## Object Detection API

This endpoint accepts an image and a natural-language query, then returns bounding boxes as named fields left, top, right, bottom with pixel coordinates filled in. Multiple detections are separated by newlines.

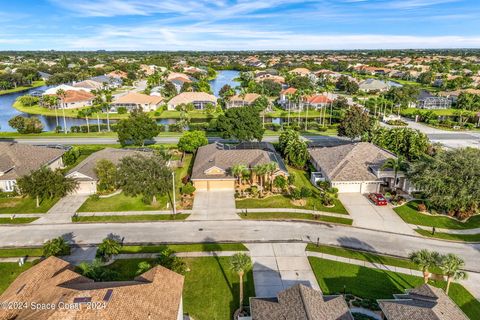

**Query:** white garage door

left=73, top=181, right=97, bottom=195
left=360, top=182, right=380, bottom=193
left=333, top=182, right=362, bottom=193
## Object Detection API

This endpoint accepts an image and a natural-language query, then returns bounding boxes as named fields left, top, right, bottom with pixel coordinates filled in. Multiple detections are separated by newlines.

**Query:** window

left=4, top=180, right=16, bottom=192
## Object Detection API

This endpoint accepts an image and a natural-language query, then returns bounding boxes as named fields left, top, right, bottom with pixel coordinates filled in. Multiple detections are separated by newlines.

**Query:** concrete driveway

left=32, top=195, right=88, bottom=224
left=246, top=243, right=319, bottom=298
left=339, top=193, right=415, bottom=235
left=189, top=190, right=239, bottom=220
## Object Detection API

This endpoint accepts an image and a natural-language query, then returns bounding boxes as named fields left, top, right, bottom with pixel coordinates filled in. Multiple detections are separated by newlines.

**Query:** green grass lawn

left=0, top=247, right=43, bottom=258
left=305, top=243, right=442, bottom=274
left=394, top=201, right=480, bottom=230
left=239, top=212, right=353, bottom=225
left=72, top=214, right=189, bottom=223
left=0, top=262, right=35, bottom=294
left=0, top=217, right=38, bottom=224
left=119, top=243, right=248, bottom=254
left=105, top=257, right=255, bottom=320
left=0, top=197, right=58, bottom=214
left=158, top=110, right=219, bottom=119
left=0, top=80, right=45, bottom=96
left=308, top=257, right=480, bottom=319
left=415, top=229, right=480, bottom=242
left=400, top=108, right=476, bottom=117
left=236, top=166, right=348, bottom=214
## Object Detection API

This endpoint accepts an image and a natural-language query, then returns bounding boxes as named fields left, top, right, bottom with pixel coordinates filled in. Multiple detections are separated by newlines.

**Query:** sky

left=1, top=0, right=480, bottom=50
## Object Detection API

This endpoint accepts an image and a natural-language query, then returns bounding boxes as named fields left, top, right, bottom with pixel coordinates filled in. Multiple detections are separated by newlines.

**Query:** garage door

left=193, top=180, right=208, bottom=191
left=360, top=182, right=380, bottom=193
left=207, top=180, right=235, bottom=191
left=333, top=182, right=362, bottom=193
left=73, top=181, right=97, bottom=195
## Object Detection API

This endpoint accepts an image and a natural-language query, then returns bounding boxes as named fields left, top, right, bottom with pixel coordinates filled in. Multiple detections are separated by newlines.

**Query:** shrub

left=42, top=237, right=70, bottom=257
left=117, top=107, right=127, bottom=114
left=180, top=182, right=196, bottom=195
left=290, top=188, right=301, bottom=200
left=62, top=147, right=80, bottom=166
left=300, top=186, right=312, bottom=198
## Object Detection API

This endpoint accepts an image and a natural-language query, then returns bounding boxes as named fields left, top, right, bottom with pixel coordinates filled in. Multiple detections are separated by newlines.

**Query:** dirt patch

left=291, top=199, right=306, bottom=207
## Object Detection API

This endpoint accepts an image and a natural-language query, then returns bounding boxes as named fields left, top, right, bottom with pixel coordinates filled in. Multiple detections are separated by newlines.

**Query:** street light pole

left=172, top=172, right=176, bottom=215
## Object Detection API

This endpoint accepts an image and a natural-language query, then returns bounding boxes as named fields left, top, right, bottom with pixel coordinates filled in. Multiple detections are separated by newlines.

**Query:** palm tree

left=232, top=164, right=247, bottom=187
left=56, top=89, right=67, bottom=133
left=104, top=86, right=112, bottom=132
left=95, top=237, right=122, bottom=262
left=253, top=164, right=268, bottom=194
left=439, top=254, right=468, bottom=294
left=42, top=236, right=70, bottom=257
left=382, top=156, right=408, bottom=190
left=265, top=162, right=277, bottom=191
left=409, top=249, right=440, bottom=283
left=230, top=253, right=252, bottom=311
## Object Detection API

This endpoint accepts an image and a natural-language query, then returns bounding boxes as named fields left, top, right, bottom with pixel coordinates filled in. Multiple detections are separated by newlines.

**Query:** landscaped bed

left=394, top=200, right=480, bottom=229
left=0, top=217, right=38, bottom=224
left=308, top=257, right=480, bottom=319
left=105, top=257, right=255, bottom=320
left=239, top=212, right=353, bottom=225
left=0, top=197, right=59, bottom=214
left=119, top=243, right=248, bottom=254
left=72, top=214, right=189, bottom=223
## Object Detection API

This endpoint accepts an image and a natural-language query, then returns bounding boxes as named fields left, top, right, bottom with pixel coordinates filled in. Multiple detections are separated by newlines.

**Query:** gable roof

left=113, top=92, right=163, bottom=105
left=229, top=93, right=261, bottom=104
left=73, top=79, right=104, bottom=90
left=191, top=143, right=288, bottom=180
left=359, top=79, right=390, bottom=91
left=378, top=284, right=468, bottom=320
left=0, top=257, right=184, bottom=320
left=61, top=90, right=95, bottom=103
left=250, top=284, right=353, bottom=320
left=0, top=142, right=65, bottom=180
left=67, top=148, right=150, bottom=181
left=305, top=94, right=332, bottom=104
left=280, top=87, right=297, bottom=95
left=308, top=142, right=395, bottom=182
left=167, top=92, right=217, bottom=106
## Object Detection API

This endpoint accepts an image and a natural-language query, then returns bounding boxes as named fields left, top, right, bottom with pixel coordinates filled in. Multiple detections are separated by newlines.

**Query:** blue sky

left=1, top=0, right=480, bottom=50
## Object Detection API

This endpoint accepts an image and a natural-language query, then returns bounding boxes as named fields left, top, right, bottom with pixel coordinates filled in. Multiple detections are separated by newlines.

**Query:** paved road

left=1, top=220, right=479, bottom=272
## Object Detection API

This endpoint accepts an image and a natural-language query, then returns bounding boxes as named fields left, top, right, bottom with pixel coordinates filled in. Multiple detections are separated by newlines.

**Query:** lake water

left=0, top=70, right=241, bottom=132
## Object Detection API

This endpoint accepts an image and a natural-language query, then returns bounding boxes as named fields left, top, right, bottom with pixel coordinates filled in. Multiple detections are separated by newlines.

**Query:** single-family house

left=191, top=142, right=288, bottom=191
left=107, top=70, right=128, bottom=79
left=359, top=79, right=390, bottom=92
left=416, top=90, right=451, bottom=109
left=38, top=71, right=51, bottom=81
left=111, top=92, right=163, bottom=112
left=289, top=67, right=311, bottom=77
left=0, top=142, right=65, bottom=192
left=66, top=148, right=151, bottom=194
left=43, top=84, right=85, bottom=95
left=303, top=94, right=333, bottom=109
left=247, top=284, right=353, bottom=320
left=0, top=257, right=185, bottom=320
left=90, top=75, right=122, bottom=88
left=278, top=87, right=297, bottom=106
left=378, top=284, right=468, bottom=320
left=167, top=92, right=217, bottom=110
left=308, top=142, right=411, bottom=193
left=47, top=90, right=95, bottom=109
left=226, top=93, right=261, bottom=108
left=73, top=79, right=104, bottom=91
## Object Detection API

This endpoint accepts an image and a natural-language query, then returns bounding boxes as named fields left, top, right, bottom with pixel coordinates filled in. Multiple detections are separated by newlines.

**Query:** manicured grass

left=0, top=262, right=35, bottom=294
left=0, top=197, right=59, bottom=214
left=0, top=247, right=43, bottom=258
left=119, top=243, right=248, bottom=254
left=0, top=217, right=38, bottom=224
left=239, top=212, right=353, bottom=225
left=394, top=201, right=480, bottom=230
left=416, top=229, right=480, bottom=242
left=105, top=257, right=255, bottom=320
left=305, top=243, right=441, bottom=274
left=236, top=166, right=348, bottom=215
left=308, top=257, right=480, bottom=319
left=401, top=107, right=476, bottom=117
left=0, top=80, right=45, bottom=95
left=72, top=214, right=189, bottom=223
left=158, top=110, right=220, bottom=119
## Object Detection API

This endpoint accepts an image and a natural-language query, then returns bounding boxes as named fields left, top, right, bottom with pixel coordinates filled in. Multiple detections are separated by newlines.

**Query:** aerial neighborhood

left=0, top=49, right=479, bottom=320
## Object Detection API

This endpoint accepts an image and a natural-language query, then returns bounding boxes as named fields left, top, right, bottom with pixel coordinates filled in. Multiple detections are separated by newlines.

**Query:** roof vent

left=73, top=297, right=92, bottom=304
left=103, top=289, right=114, bottom=302
left=16, top=284, right=26, bottom=294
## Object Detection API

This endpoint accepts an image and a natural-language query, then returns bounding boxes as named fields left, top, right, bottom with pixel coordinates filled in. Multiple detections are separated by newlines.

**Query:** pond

left=209, top=70, right=240, bottom=96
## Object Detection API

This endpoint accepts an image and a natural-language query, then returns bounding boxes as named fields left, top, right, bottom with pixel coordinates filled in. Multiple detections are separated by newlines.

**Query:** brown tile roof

left=305, top=94, right=332, bottom=104
left=0, top=257, right=184, bottom=320
left=0, top=142, right=65, bottom=180
left=229, top=93, right=261, bottom=104
left=250, top=284, right=353, bottom=320
left=107, top=70, right=128, bottom=79
left=67, top=148, right=151, bottom=181
left=191, top=143, right=288, bottom=180
left=290, top=68, right=311, bottom=76
left=378, top=284, right=468, bottom=320
left=53, top=90, right=95, bottom=103
left=167, top=92, right=217, bottom=106
left=308, top=142, right=395, bottom=182
left=112, top=92, right=163, bottom=105
left=280, top=87, right=297, bottom=95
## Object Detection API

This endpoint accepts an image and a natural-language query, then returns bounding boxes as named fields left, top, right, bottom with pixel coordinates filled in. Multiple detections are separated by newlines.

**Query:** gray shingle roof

left=378, top=284, right=468, bottom=320
left=191, top=143, right=288, bottom=180
left=0, top=142, right=65, bottom=180
left=250, top=284, right=353, bottom=320
left=308, top=142, right=395, bottom=182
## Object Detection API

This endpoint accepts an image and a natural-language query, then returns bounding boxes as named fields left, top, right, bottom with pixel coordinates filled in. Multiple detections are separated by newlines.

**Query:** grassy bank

left=0, top=81, right=45, bottom=96
left=239, top=211, right=353, bottom=225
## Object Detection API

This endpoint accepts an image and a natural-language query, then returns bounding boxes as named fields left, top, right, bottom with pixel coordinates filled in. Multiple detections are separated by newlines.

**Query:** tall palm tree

left=56, top=89, right=67, bottom=134
left=409, top=249, right=440, bottom=283
left=382, top=156, right=408, bottom=190
left=229, top=253, right=252, bottom=311
left=265, top=162, right=277, bottom=191
left=439, top=254, right=467, bottom=294
left=253, top=164, right=268, bottom=194
left=104, top=87, right=112, bottom=132
left=232, top=164, right=247, bottom=187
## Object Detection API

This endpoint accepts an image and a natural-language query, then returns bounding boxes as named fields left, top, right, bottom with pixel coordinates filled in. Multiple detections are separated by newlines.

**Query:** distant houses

left=226, top=93, right=261, bottom=108
left=359, top=79, right=390, bottom=92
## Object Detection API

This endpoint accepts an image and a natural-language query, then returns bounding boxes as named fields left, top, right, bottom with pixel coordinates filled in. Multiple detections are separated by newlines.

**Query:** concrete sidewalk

left=246, top=243, right=319, bottom=298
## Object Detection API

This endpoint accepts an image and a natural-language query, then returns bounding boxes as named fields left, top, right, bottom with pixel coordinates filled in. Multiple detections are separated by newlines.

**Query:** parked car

left=368, top=193, right=387, bottom=206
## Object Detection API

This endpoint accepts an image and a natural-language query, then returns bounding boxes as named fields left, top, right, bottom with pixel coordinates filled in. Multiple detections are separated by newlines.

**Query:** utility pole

left=172, top=172, right=176, bottom=215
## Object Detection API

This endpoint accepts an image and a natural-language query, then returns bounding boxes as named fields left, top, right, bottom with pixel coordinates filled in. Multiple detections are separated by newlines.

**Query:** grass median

left=119, top=243, right=248, bottom=254
left=415, top=229, right=480, bottom=242
left=238, top=211, right=353, bottom=225
left=72, top=214, right=189, bottom=223
left=0, top=217, right=38, bottom=224
left=0, top=247, right=43, bottom=258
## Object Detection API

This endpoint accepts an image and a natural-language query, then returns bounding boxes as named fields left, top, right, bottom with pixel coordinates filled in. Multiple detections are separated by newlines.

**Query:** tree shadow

left=61, top=232, right=76, bottom=245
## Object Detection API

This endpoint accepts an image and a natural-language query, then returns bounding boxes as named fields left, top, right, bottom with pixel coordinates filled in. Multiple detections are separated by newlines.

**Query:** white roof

left=43, top=84, right=87, bottom=95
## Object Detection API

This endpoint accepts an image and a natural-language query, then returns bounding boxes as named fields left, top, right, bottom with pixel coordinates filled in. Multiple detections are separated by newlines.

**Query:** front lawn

left=119, top=243, right=248, bottom=254
left=394, top=201, right=480, bottom=230
left=0, top=217, right=38, bottom=224
left=72, top=214, right=189, bottom=223
left=308, top=257, right=480, bottom=319
left=415, top=229, right=480, bottom=242
left=0, top=197, right=58, bottom=214
left=0, top=247, right=43, bottom=258
left=236, top=167, right=348, bottom=214
left=239, top=212, right=353, bottom=225
left=0, top=262, right=35, bottom=294
left=105, top=257, right=255, bottom=320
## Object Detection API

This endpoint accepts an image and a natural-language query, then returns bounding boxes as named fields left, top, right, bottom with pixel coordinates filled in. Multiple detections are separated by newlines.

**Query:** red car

left=368, top=193, right=388, bottom=206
